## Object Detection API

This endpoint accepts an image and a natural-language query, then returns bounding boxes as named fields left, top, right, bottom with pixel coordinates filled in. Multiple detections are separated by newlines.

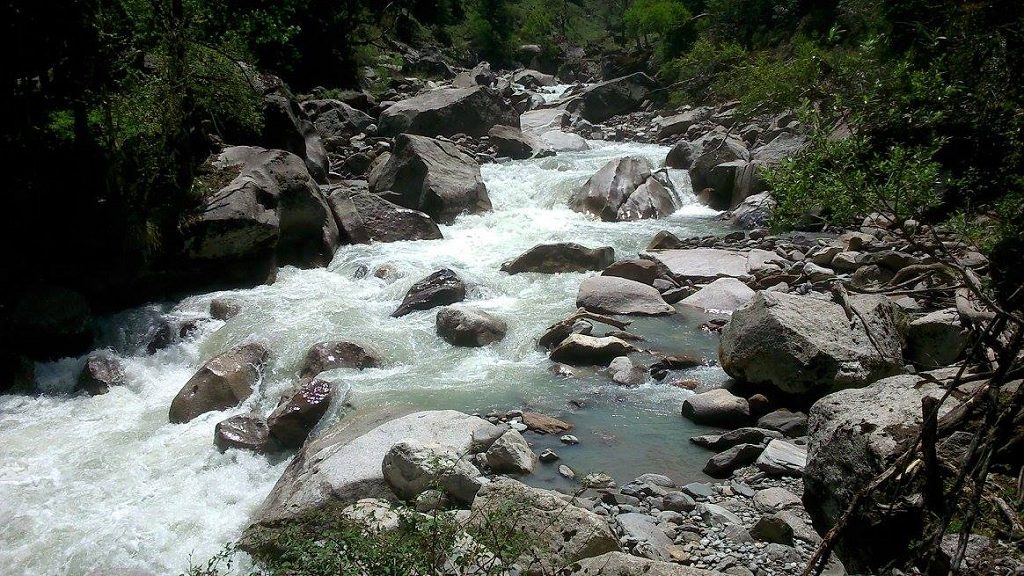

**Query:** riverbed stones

left=326, top=183, right=442, bottom=243
left=250, top=410, right=490, bottom=527
left=690, top=427, right=782, bottom=451
left=577, top=276, right=675, bottom=316
left=679, top=278, right=755, bottom=315
left=392, top=268, right=467, bottom=317
left=501, top=243, right=614, bottom=274
left=485, top=429, right=537, bottom=474
left=469, top=477, right=620, bottom=575
left=680, top=389, right=750, bottom=427
left=214, top=413, right=270, bottom=453
left=378, top=86, right=518, bottom=137
left=435, top=305, right=508, bottom=347
left=803, top=372, right=959, bottom=572
left=368, top=134, right=491, bottom=225
left=267, top=378, right=335, bottom=448
left=562, top=551, right=724, bottom=575
left=168, top=342, right=270, bottom=423
left=299, top=341, right=381, bottom=379
left=381, top=440, right=483, bottom=504
left=569, top=157, right=678, bottom=222
left=720, top=291, right=905, bottom=396
left=77, top=354, right=126, bottom=396
left=905, top=308, right=969, bottom=368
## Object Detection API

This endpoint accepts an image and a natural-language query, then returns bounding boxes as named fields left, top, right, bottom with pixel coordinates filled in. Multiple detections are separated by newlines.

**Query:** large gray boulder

left=250, top=410, right=494, bottom=526
left=567, top=73, right=657, bottom=123
left=435, top=305, right=508, bottom=347
left=803, top=373, right=959, bottom=573
left=185, top=146, right=339, bottom=279
left=689, top=132, right=807, bottom=210
left=168, top=342, right=270, bottom=423
left=267, top=378, right=336, bottom=448
left=562, top=552, right=724, bottom=575
left=501, top=243, right=614, bottom=274
left=488, top=124, right=542, bottom=159
left=326, top=182, right=442, bottom=244
left=381, top=440, right=483, bottom=504
left=257, top=76, right=329, bottom=183
left=392, top=269, right=467, bottom=317
left=577, top=276, right=675, bottom=316
left=77, top=354, right=126, bottom=396
left=641, top=249, right=749, bottom=283
left=469, top=478, right=620, bottom=575
left=484, top=429, right=537, bottom=474
left=369, top=134, right=492, bottom=225
left=512, top=69, right=557, bottom=88
left=378, top=87, right=518, bottom=137
left=549, top=334, right=636, bottom=365
left=720, top=291, right=904, bottom=396
left=300, top=99, right=374, bottom=141
left=569, top=157, right=678, bottom=222
left=656, top=107, right=713, bottom=139
left=214, top=413, right=270, bottom=453
left=905, top=308, right=969, bottom=368
left=520, top=108, right=590, bottom=152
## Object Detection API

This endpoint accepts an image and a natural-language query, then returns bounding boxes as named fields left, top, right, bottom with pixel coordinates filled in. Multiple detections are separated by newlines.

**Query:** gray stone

left=616, top=513, right=675, bottom=560
left=906, top=308, right=969, bottom=368
left=436, top=305, right=507, bottom=347
left=326, top=183, right=442, bottom=243
left=378, top=86, right=518, bottom=137
left=488, top=124, right=542, bottom=159
left=550, top=334, right=636, bottom=365
left=485, top=429, right=537, bottom=474
left=752, top=487, right=801, bottom=512
left=392, top=268, right=466, bottom=317
left=299, top=340, right=381, bottom=379
left=720, top=291, right=905, bottom=395
left=77, top=354, right=126, bottom=396
left=681, top=482, right=714, bottom=500
left=756, top=409, right=807, bottom=438
left=750, top=514, right=794, bottom=545
left=690, top=427, right=782, bottom=451
left=608, top=356, right=647, bottom=387
left=577, top=276, right=675, bottom=316
left=381, top=440, right=483, bottom=504
left=602, top=259, right=659, bottom=285
left=642, top=249, right=749, bottom=282
left=267, top=377, right=336, bottom=448
left=214, top=413, right=270, bottom=453
left=562, top=551, right=726, bottom=575
left=570, top=157, right=679, bottom=222
left=567, top=73, right=657, bottom=123
left=662, top=492, right=697, bottom=513
left=703, top=444, right=765, bottom=478
left=502, top=243, right=614, bottom=274
left=681, top=389, right=750, bottom=427
left=679, top=278, right=755, bottom=315
left=755, top=439, right=806, bottom=476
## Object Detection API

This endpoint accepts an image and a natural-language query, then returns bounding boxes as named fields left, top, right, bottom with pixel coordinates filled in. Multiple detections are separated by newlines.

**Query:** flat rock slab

left=679, top=277, right=755, bottom=314
left=643, top=249, right=749, bottom=282
left=577, top=275, right=675, bottom=316
left=756, top=439, right=807, bottom=477
left=249, top=410, right=492, bottom=526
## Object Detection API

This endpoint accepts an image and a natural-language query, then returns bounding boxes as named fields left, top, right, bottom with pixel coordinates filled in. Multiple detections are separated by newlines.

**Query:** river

left=0, top=140, right=729, bottom=575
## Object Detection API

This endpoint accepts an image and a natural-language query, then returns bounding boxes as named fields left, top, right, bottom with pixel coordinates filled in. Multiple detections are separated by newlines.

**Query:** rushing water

left=0, top=141, right=729, bottom=575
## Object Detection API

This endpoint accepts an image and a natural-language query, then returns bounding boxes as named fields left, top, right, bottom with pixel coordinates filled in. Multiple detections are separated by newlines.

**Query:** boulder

left=368, top=134, right=491, bottom=224
left=577, top=276, right=675, bottom=316
left=210, top=299, right=242, bottom=321
left=550, top=334, right=636, bottom=365
left=689, top=134, right=749, bottom=206
left=752, top=487, right=802, bottom=512
left=392, top=269, right=467, bottom=317
left=680, top=389, right=750, bottom=427
left=267, top=378, right=335, bottom=448
left=905, top=308, right=969, bottom=368
left=601, top=259, right=659, bottom=285
left=258, top=78, right=329, bottom=183
left=803, top=373, right=959, bottom=572
left=567, top=73, right=657, bottom=123
left=690, top=427, right=783, bottom=451
left=522, top=412, right=573, bottom=434
left=641, top=249, right=749, bottom=283
left=656, top=108, right=713, bottom=139
left=378, top=87, right=518, bottom=137
left=757, top=409, right=807, bottom=438
left=750, top=515, right=795, bottom=545
left=562, top=551, right=724, bottom=575
left=720, top=291, right=905, bottom=396
left=168, top=342, right=270, bottom=423
left=756, top=439, right=806, bottom=477
left=326, top=183, right=442, bottom=244
left=381, top=440, right=483, bottom=504
left=664, top=141, right=695, bottom=169
left=512, top=69, right=557, bottom=88
left=502, top=243, right=615, bottom=274
left=185, top=146, right=339, bottom=281
left=435, top=305, right=508, bottom=347
left=520, top=108, right=570, bottom=135
left=485, top=429, right=537, bottom=474
left=608, top=356, right=647, bottom=387
left=214, top=413, right=270, bottom=453
left=299, top=341, right=381, bottom=379
left=679, top=278, right=755, bottom=315
left=488, top=125, right=542, bottom=159
left=729, top=192, right=776, bottom=229
left=300, top=99, right=374, bottom=140
left=250, top=410, right=492, bottom=526
left=469, top=478, right=620, bottom=575
left=703, top=443, right=764, bottom=478
left=615, top=513, right=675, bottom=560
left=453, top=62, right=496, bottom=88
left=569, top=157, right=678, bottom=222
left=542, top=130, right=591, bottom=152
left=77, top=354, right=126, bottom=396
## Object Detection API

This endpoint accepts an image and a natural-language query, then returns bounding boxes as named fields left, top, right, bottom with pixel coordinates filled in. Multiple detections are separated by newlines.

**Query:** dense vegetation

left=2, top=0, right=1021, bottom=310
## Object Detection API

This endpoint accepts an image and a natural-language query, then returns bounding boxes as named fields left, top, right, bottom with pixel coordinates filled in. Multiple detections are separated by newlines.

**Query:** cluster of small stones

left=574, top=469, right=817, bottom=576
